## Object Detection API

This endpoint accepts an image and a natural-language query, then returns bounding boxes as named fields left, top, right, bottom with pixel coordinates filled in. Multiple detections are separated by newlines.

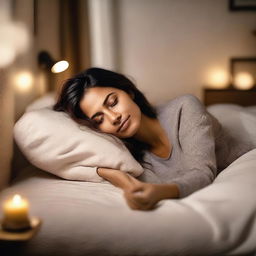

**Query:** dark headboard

left=204, top=88, right=256, bottom=106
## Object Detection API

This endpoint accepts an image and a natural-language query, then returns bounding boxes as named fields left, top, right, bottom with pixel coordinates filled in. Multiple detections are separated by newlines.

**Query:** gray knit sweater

left=137, top=94, right=253, bottom=198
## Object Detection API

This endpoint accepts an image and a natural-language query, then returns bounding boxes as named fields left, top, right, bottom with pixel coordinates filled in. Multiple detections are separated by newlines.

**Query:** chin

left=120, top=123, right=139, bottom=139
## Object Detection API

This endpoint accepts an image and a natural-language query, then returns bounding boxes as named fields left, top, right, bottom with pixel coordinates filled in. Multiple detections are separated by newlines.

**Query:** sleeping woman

left=53, top=67, right=253, bottom=211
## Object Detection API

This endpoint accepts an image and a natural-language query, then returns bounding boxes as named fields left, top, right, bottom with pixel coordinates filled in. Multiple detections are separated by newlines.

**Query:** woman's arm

left=153, top=183, right=180, bottom=200
left=173, top=94, right=218, bottom=198
left=97, top=167, right=137, bottom=190
left=97, top=167, right=179, bottom=210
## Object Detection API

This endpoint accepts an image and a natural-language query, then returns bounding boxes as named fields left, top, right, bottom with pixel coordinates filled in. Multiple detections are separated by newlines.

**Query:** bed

left=0, top=93, right=256, bottom=256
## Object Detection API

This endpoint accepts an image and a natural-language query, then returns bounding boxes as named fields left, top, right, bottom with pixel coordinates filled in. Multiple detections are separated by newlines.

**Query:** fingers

left=132, top=191, right=149, bottom=204
left=125, top=198, right=152, bottom=211
left=125, top=175, right=143, bottom=193
left=126, top=185, right=150, bottom=204
left=127, top=174, right=145, bottom=186
left=129, top=186, right=143, bottom=193
left=123, top=191, right=140, bottom=209
left=123, top=190, right=154, bottom=211
left=123, top=180, right=157, bottom=211
left=127, top=182, right=144, bottom=193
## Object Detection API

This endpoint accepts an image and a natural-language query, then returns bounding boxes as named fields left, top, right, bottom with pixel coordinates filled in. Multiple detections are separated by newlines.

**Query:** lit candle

left=2, top=194, right=31, bottom=231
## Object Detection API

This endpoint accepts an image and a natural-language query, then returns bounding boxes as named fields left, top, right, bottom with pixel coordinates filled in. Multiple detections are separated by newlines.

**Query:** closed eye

left=94, top=116, right=104, bottom=125
left=108, top=97, right=118, bottom=107
left=91, top=94, right=118, bottom=125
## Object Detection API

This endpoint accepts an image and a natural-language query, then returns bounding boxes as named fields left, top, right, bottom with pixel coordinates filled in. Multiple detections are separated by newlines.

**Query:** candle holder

left=0, top=217, right=41, bottom=241
left=1, top=216, right=31, bottom=232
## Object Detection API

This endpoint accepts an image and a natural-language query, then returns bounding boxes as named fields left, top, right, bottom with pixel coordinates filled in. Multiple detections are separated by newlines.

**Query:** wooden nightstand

left=204, top=88, right=256, bottom=106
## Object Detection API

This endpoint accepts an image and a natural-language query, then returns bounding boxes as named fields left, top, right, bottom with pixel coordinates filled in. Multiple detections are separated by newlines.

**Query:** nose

left=106, top=110, right=121, bottom=125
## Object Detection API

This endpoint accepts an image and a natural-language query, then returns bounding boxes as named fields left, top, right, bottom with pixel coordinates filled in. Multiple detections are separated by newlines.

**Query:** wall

left=0, top=0, right=33, bottom=188
left=12, top=0, right=61, bottom=121
left=10, top=0, right=256, bottom=117
left=115, top=0, right=256, bottom=105
left=10, top=0, right=92, bottom=177
left=8, top=0, right=63, bottom=181
left=88, top=0, right=117, bottom=69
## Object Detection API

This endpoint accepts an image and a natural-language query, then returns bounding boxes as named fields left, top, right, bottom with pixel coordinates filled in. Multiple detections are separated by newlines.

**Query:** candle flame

left=13, top=194, right=22, bottom=205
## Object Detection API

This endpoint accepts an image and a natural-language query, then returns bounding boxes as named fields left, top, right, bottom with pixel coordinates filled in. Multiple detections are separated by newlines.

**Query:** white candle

left=2, top=194, right=31, bottom=231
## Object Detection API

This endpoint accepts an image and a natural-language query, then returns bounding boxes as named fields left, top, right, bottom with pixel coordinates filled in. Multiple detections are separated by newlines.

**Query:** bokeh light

left=206, top=68, right=230, bottom=89
left=233, top=72, right=254, bottom=90
left=14, top=71, right=34, bottom=92
left=51, top=60, right=69, bottom=73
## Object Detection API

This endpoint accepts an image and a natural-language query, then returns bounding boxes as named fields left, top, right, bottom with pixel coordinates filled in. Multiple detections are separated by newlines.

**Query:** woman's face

left=79, top=87, right=141, bottom=138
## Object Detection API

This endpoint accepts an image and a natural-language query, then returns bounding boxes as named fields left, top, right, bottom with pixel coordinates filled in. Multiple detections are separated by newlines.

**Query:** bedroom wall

left=11, top=0, right=256, bottom=116
left=9, top=0, right=92, bottom=181
left=112, top=0, right=256, bottom=105
left=12, top=0, right=60, bottom=121
left=12, top=0, right=91, bottom=121
left=0, top=0, right=34, bottom=189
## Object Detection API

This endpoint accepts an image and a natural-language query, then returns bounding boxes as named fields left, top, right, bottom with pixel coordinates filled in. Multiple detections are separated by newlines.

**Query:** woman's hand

left=123, top=176, right=161, bottom=211
left=96, top=167, right=179, bottom=211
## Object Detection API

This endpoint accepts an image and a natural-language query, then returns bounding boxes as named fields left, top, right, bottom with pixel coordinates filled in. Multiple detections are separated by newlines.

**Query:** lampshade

left=38, top=51, right=69, bottom=73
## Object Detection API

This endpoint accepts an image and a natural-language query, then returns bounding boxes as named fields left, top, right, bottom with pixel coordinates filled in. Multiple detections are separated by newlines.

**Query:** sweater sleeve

left=171, top=94, right=217, bottom=198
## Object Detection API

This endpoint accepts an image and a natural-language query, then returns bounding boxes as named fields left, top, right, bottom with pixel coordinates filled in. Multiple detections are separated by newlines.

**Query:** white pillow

left=13, top=107, right=144, bottom=182
left=26, top=92, right=56, bottom=112
left=207, top=104, right=256, bottom=147
left=240, top=111, right=256, bottom=146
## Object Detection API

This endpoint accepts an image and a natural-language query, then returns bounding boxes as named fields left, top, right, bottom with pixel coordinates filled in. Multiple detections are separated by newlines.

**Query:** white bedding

left=1, top=100, right=256, bottom=256
left=0, top=148, right=256, bottom=256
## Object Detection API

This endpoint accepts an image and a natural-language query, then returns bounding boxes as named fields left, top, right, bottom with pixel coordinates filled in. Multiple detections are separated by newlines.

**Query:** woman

left=53, top=67, right=252, bottom=211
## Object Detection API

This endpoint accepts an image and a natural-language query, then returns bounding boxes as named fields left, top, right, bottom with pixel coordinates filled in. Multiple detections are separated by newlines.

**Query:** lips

left=117, top=115, right=130, bottom=132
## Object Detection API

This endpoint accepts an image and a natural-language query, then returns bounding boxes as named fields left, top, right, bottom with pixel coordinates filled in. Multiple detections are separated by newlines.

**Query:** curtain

left=0, top=70, right=14, bottom=190
left=55, top=0, right=91, bottom=94
left=7, top=0, right=92, bottom=185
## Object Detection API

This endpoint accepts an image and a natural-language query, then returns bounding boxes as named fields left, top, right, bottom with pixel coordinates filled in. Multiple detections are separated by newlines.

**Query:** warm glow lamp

left=233, top=72, right=254, bottom=90
left=206, top=68, right=230, bottom=89
left=14, top=71, right=34, bottom=92
left=38, top=51, right=69, bottom=73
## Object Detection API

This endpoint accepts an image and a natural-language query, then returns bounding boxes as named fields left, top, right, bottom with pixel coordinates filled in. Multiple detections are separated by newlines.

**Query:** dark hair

left=53, top=67, right=157, bottom=168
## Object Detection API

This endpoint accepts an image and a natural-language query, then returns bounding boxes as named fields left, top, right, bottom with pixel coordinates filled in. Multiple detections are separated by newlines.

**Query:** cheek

left=99, top=123, right=113, bottom=133
left=132, top=111, right=141, bottom=131
left=127, top=105, right=142, bottom=136
left=131, top=103, right=141, bottom=120
left=124, top=99, right=140, bottom=115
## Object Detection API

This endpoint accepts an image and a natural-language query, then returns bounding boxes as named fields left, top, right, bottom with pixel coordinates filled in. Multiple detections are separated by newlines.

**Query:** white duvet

left=0, top=148, right=256, bottom=256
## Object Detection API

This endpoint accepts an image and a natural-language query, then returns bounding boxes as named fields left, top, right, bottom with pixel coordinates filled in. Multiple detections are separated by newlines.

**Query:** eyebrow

left=90, top=92, right=115, bottom=120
